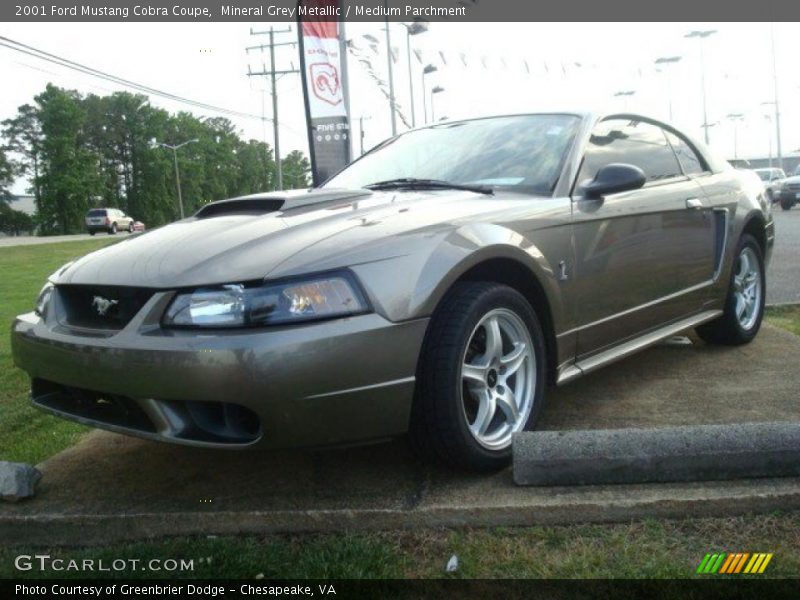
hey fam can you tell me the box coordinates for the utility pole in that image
[384,0,397,136]
[247,27,299,191]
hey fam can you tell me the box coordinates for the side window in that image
[577,119,683,186]
[665,131,706,175]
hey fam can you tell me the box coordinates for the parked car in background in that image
[753,168,786,202]
[14,112,774,471]
[85,208,135,235]
[132,221,146,233]
[776,174,800,210]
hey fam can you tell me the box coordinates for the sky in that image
[2,21,800,194]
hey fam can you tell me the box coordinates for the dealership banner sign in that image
[298,0,351,185]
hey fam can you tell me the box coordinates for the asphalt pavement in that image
[0,233,111,247]
[768,208,800,305]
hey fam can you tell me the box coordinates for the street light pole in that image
[401,21,428,128]
[431,85,444,122]
[422,64,437,124]
[384,1,397,136]
[654,56,682,122]
[685,30,717,145]
[155,139,199,219]
[726,113,744,160]
[613,90,636,111]
[763,114,774,169]
[769,23,784,172]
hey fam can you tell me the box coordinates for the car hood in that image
[781,175,800,185]
[57,187,551,289]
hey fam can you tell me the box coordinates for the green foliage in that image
[1,86,312,235]
[0,202,35,235]
[0,145,15,202]
[282,149,312,189]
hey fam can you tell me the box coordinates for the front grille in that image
[57,285,154,330]
[787,183,800,191]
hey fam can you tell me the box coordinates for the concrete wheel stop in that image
[513,422,800,486]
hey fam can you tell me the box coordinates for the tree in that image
[282,150,311,189]
[0,146,13,203]
[35,84,101,234]
[0,202,35,235]
[2,104,42,204]
[2,84,312,234]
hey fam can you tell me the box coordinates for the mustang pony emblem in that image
[92,296,119,316]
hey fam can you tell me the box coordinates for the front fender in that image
[407,223,564,322]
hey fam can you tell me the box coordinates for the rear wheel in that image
[409,282,546,472]
[696,234,765,345]
[88,231,96,236]
[780,197,794,211]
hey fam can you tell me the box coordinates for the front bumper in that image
[11,297,428,449]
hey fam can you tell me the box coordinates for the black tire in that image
[696,233,765,346]
[409,282,547,472]
[780,197,794,211]
[128,222,134,233]
[88,231,96,236]
[109,223,117,235]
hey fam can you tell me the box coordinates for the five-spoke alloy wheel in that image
[697,233,765,345]
[460,308,536,451]
[410,282,546,472]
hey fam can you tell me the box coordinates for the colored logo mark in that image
[696,552,773,574]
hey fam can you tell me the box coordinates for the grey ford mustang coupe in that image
[12,112,774,471]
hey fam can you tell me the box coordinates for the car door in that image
[570,118,716,358]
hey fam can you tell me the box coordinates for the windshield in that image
[755,170,771,182]
[323,114,582,195]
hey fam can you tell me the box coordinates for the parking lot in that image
[768,208,800,304]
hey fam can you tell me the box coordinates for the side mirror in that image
[579,163,646,199]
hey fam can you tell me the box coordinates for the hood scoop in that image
[195,189,373,219]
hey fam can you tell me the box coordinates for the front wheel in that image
[409,282,546,472]
[127,222,134,233]
[780,197,794,211]
[696,234,765,345]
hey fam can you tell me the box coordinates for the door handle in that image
[686,198,704,209]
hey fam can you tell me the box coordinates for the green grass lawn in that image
[765,305,800,337]
[2,513,799,578]
[0,239,116,464]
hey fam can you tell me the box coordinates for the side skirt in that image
[555,309,723,386]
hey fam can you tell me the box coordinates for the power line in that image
[0,35,270,123]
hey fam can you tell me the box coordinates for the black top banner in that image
[2,0,798,22]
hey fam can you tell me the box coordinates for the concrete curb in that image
[2,477,800,545]
[513,422,800,487]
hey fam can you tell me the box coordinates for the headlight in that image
[162,271,370,328]
[35,282,54,317]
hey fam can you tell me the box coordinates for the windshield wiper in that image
[364,178,493,195]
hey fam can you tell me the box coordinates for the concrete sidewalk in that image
[3,324,800,545]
